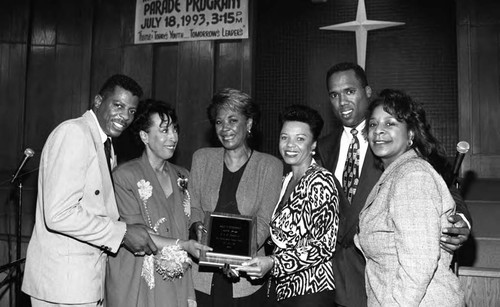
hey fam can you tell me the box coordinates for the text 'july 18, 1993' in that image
[134,0,249,44]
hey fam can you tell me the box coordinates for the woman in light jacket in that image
[355,89,464,306]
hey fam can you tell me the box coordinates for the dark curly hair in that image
[280,104,324,141]
[131,99,178,148]
[98,74,143,99]
[366,89,452,181]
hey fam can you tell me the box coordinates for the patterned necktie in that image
[343,128,360,203]
[104,138,112,173]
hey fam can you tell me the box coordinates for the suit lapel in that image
[82,111,118,218]
[318,129,342,173]
[340,146,383,238]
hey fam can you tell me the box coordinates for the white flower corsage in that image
[142,241,191,289]
[155,244,191,281]
[137,179,152,202]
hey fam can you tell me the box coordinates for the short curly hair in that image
[98,74,143,99]
[131,99,178,148]
[280,104,324,141]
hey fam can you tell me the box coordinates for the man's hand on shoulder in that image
[122,224,158,255]
[440,214,470,253]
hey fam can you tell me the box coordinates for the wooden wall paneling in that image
[120,0,139,46]
[91,48,124,94]
[31,0,56,46]
[123,45,154,98]
[457,0,500,179]
[241,0,255,96]
[91,0,124,96]
[0,0,30,43]
[473,26,500,154]
[459,267,500,307]
[0,0,29,175]
[213,37,253,96]
[25,0,57,164]
[153,44,179,103]
[176,41,215,169]
[24,46,57,167]
[214,41,243,91]
[55,0,94,115]
[241,36,253,96]
[213,0,255,94]
[456,0,473,175]
[0,44,28,173]
[0,0,29,256]
[93,0,123,50]
[115,45,155,163]
[53,45,85,120]
[54,1,93,117]
[121,0,153,97]
[57,0,84,45]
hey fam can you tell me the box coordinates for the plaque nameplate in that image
[199,212,257,268]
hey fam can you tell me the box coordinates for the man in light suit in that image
[316,62,471,307]
[22,74,158,306]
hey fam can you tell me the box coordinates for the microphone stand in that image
[0,168,37,307]
[14,178,23,307]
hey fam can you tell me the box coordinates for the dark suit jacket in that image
[317,126,471,307]
[317,127,381,307]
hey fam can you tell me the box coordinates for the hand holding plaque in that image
[199,212,257,268]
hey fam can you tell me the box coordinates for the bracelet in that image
[269,255,277,273]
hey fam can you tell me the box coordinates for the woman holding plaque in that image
[106,99,210,307]
[238,105,339,306]
[189,88,283,306]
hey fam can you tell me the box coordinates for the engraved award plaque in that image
[199,212,257,268]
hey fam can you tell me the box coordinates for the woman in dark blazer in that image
[238,105,339,306]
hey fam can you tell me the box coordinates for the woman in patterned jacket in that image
[238,104,340,306]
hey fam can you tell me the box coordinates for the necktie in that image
[104,138,112,173]
[343,129,360,203]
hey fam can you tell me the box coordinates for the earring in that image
[311,150,316,156]
[408,139,413,147]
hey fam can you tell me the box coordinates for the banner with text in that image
[135,0,249,44]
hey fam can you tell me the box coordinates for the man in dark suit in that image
[316,62,471,307]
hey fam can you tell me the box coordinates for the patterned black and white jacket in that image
[270,160,340,301]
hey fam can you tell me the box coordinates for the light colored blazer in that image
[22,111,126,304]
[189,147,283,298]
[355,150,464,306]
[270,161,339,301]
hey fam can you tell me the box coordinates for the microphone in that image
[10,148,35,183]
[450,141,470,186]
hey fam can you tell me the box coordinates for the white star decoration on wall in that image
[320,0,405,69]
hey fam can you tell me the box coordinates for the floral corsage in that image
[155,242,192,281]
[137,179,191,289]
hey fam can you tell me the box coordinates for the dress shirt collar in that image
[343,120,366,141]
